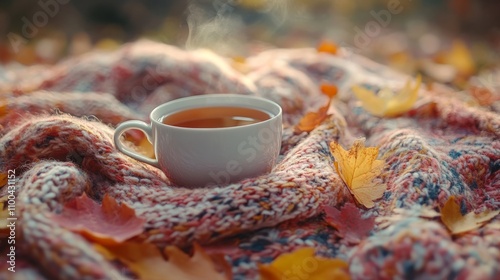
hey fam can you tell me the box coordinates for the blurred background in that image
[0,0,498,87]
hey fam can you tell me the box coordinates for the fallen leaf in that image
[351,74,422,117]
[317,41,338,55]
[231,56,249,73]
[51,193,146,245]
[258,247,350,280]
[0,173,7,188]
[469,86,500,106]
[164,244,230,280]
[124,130,155,159]
[434,40,475,77]
[0,195,10,237]
[329,139,386,208]
[388,51,417,74]
[96,242,171,280]
[320,83,338,99]
[137,134,155,159]
[323,203,375,244]
[96,242,229,280]
[440,196,500,235]
[295,83,337,133]
[207,253,234,280]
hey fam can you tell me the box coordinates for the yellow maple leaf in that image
[96,242,229,280]
[258,247,350,280]
[440,196,500,235]
[351,74,422,117]
[329,139,386,208]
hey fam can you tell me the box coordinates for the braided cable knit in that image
[0,91,143,128]
[18,161,123,279]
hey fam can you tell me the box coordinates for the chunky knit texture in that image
[0,40,499,280]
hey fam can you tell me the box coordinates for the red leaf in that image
[51,193,146,245]
[323,203,375,244]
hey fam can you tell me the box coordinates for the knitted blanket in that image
[0,40,499,280]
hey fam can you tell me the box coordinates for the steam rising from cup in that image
[185,0,291,55]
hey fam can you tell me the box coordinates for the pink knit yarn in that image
[0,40,499,280]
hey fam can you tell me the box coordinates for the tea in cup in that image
[114,94,283,187]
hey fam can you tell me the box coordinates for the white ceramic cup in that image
[114,94,282,187]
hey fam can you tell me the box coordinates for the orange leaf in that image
[294,110,328,133]
[329,139,386,208]
[0,194,10,237]
[324,203,375,244]
[258,247,350,280]
[351,74,422,117]
[95,242,171,279]
[295,83,337,133]
[164,244,230,280]
[0,173,7,188]
[51,193,146,245]
[320,83,338,99]
[207,253,234,280]
[317,40,338,55]
[96,242,230,280]
[440,196,500,235]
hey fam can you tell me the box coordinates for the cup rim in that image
[149,94,282,131]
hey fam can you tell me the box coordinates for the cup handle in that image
[113,120,159,168]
